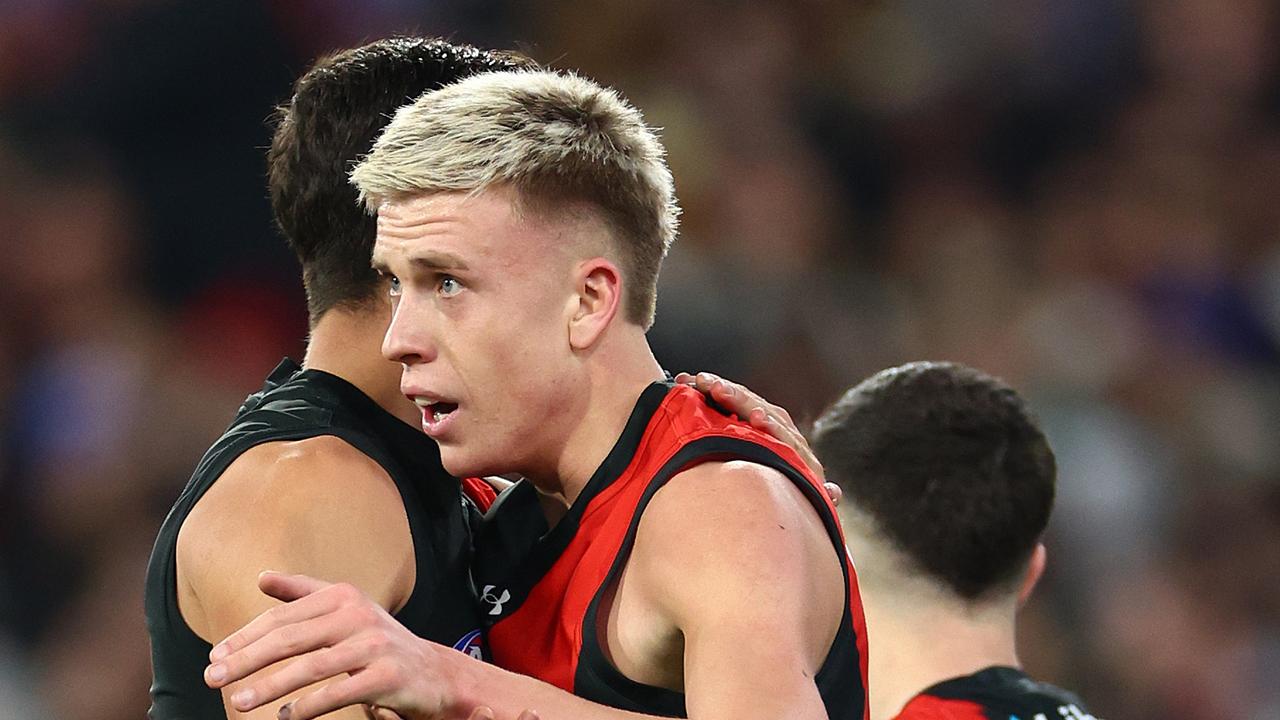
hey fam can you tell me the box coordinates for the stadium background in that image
[0,1,1277,718]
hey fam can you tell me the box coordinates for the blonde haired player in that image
[205,69,868,720]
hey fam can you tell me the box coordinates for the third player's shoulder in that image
[894,693,990,720]
[900,692,1096,720]
[913,668,1097,720]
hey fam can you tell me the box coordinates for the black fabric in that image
[469,479,548,621]
[145,359,484,719]
[574,437,864,720]
[920,666,1093,718]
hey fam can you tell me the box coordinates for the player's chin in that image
[438,444,492,479]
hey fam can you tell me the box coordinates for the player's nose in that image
[382,300,436,366]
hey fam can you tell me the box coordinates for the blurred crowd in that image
[0,1,1277,718]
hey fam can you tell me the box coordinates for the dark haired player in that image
[144,38,534,720]
[811,362,1096,720]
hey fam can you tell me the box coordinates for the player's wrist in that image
[436,640,489,719]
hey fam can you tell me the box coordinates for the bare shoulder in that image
[632,460,834,590]
[177,436,415,639]
[629,460,845,672]
[646,460,821,539]
[182,435,403,547]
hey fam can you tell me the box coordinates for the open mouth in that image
[424,401,458,425]
[412,396,459,433]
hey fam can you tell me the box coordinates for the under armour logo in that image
[481,585,511,615]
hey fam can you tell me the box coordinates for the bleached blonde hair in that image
[351,69,679,327]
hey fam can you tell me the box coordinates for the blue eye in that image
[439,276,463,297]
[388,276,402,297]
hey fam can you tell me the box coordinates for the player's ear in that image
[1016,542,1047,608]
[568,257,622,350]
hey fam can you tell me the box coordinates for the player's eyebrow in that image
[370,251,469,274]
[409,251,470,272]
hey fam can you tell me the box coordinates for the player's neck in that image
[302,307,419,428]
[527,331,665,505]
[862,583,1020,720]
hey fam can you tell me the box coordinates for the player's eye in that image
[438,276,463,298]
[388,275,402,297]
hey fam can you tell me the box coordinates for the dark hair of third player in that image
[267,37,535,325]
[812,361,1057,601]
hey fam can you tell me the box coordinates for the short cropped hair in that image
[812,362,1057,601]
[351,70,679,328]
[268,38,532,325]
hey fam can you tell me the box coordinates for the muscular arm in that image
[178,436,416,719]
[205,460,848,720]
[628,460,846,719]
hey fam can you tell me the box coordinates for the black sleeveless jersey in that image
[897,666,1095,719]
[144,359,487,720]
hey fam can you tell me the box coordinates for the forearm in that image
[460,660,829,720]
[208,575,676,720]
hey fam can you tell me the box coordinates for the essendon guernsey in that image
[896,666,1096,720]
[472,382,869,719]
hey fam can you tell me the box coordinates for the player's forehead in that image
[372,192,501,260]
[371,188,568,270]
